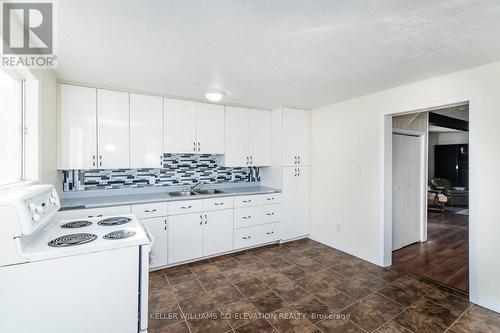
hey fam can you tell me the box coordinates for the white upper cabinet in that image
[224,106,270,167]
[97,89,130,169]
[248,109,271,166]
[164,98,197,153]
[130,94,164,168]
[59,84,97,170]
[282,108,309,166]
[224,106,249,167]
[164,99,224,154]
[196,103,225,154]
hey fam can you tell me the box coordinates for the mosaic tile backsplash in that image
[62,154,260,191]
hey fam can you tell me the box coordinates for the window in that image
[0,69,24,185]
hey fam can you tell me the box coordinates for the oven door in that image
[139,244,149,332]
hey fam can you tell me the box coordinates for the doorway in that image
[390,105,470,292]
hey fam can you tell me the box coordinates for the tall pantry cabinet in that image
[261,107,310,241]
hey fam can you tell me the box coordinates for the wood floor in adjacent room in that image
[392,209,469,292]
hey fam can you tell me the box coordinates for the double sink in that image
[169,189,226,197]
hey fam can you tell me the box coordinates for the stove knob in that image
[36,206,43,213]
[29,203,37,211]
[32,214,40,222]
[49,197,56,204]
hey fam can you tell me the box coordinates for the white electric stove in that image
[0,184,150,333]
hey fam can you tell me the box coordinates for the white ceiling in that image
[55,0,500,110]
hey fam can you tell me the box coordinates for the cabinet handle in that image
[250,156,253,165]
[164,219,167,230]
[92,155,96,167]
[214,202,224,206]
[198,142,201,152]
[266,231,274,235]
[200,215,203,225]
[97,214,103,217]
[193,142,196,152]
[181,205,192,209]
[266,197,274,201]
[99,155,102,167]
[266,212,274,216]
[294,168,298,177]
[243,236,251,240]
[204,214,207,224]
[160,155,163,166]
[144,209,157,213]
[242,215,252,220]
[243,200,252,203]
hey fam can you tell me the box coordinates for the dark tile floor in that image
[148,238,500,333]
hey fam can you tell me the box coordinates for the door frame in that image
[391,130,427,249]
[380,100,477,303]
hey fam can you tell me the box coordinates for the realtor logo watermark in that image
[1,0,57,68]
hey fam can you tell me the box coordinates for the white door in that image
[130,94,164,168]
[59,84,97,169]
[140,217,167,269]
[203,209,233,256]
[168,213,203,264]
[295,167,310,237]
[296,110,310,166]
[392,134,423,251]
[282,108,298,167]
[224,106,249,167]
[196,103,225,154]
[248,109,270,166]
[282,167,298,240]
[164,98,197,153]
[97,89,130,169]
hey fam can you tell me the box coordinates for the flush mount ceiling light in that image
[204,89,225,103]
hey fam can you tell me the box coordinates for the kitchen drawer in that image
[57,205,131,220]
[261,204,281,224]
[234,222,281,249]
[234,195,259,208]
[168,199,203,215]
[132,202,168,218]
[203,196,234,211]
[259,193,281,205]
[234,206,259,228]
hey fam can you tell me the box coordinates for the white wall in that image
[310,61,500,311]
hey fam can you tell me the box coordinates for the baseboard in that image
[308,234,380,266]
[477,297,500,314]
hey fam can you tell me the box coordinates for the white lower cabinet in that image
[168,213,204,264]
[203,210,234,256]
[282,167,309,240]
[234,222,281,249]
[141,217,168,269]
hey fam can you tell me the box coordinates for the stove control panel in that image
[25,189,60,225]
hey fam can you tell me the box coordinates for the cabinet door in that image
[130,94,164,168]
[296,110,310,166]
[282,167,298,240]
[164,98,197,153]
[140,217,168,269]
[282,108,298,167]
[203,209,233,256]
[168,213,203,264]
[224,106,249,167]
[248,109,270,166]
[97,89,130,169]
[295,167,310,237]
[196,103,225,154]
[59,84,97,169]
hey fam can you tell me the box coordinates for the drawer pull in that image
[242,216,252,220]
[266,212,274,216]
[267,197,274,201]
[243,200,252,203]
[181,205,192,209]
[144,209,157,213]
[266,231,275,235]
[243,236,251,240]
[214,202,224,206]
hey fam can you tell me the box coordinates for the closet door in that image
[392,134,422,250]
[164,98,197,153]
[130,94,164,168]
[97,89,130,169]
[59,84,97,169]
